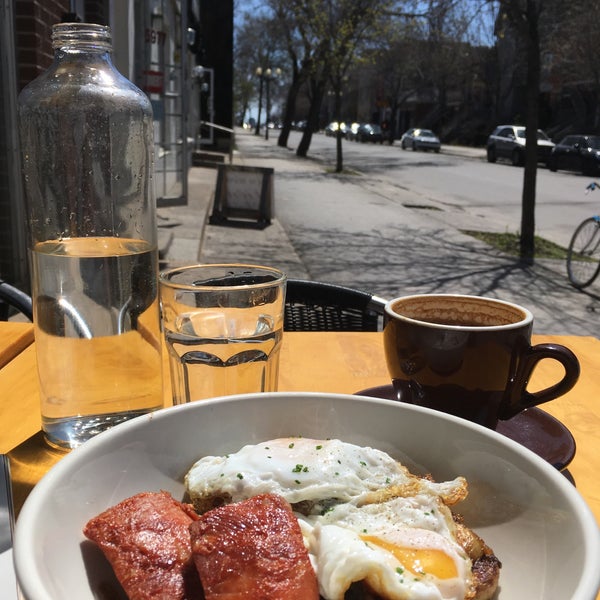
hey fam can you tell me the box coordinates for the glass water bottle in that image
[18,23,163,448]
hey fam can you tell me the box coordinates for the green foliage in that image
[461,230,568,259]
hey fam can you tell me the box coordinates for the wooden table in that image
[0,322,34,369]
[1,323,600,531]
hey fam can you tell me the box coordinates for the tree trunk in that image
[335,130,344,172]
[387,99,399,144]
[519,0,541,266]
[334,90,344,173]
[254,77,264,136]
[278,72,302,148]
[297,78,326,158]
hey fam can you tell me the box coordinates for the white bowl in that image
[14,393,600,600]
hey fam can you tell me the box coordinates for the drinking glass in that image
[160,264,287,404]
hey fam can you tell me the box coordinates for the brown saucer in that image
[355,385,576,470]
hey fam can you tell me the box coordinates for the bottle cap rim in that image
[51,23,112,50]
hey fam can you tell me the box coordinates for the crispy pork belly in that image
[83,491,204,600]
[189,493,319,600]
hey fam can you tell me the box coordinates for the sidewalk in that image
[157,132,487,275]
[157,129,600,336]
[157,133,312,278]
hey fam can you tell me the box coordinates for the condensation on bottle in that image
[18,23,163,449]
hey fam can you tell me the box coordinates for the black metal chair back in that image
[0,280,33,321]
[284,279,386,332]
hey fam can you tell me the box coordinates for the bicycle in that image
[566,182,600,288]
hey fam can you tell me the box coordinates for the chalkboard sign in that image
[210,165,274,226]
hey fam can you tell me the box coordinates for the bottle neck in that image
[52,23,112,53]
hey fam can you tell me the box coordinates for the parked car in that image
[400,128,441,152]
[356,123,383,143]
[345,122,361,141]
[324,121,349,137]
[324,121,337,136]
[486,125,555,166]
[549,134,600,175]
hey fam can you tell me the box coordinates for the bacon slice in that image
[190,493,319,599]
[83,491,204,600]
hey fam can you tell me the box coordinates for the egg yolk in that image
[361,535,458,579]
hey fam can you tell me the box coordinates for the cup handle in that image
[499,343,580,420]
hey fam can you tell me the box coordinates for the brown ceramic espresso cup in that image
[383,294,580,428]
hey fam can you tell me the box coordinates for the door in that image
[134,0,190,207]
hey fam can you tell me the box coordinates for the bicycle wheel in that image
[566,217,600,288]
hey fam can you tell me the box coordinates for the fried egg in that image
[299,497,472,600]
[185,437,466,515]
[185,437,473,599]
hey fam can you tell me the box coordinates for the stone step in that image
[192,150,227,168]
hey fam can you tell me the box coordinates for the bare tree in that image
[370,31,427,139]
[370,1,494,141]
[326,0,389,172]
[546,1,600,130]
[494,0,568,264]
[487,1,537,264]
[259,1,298,146]
[264,0,395,167]
[234,17,265,126]
[234,9,289,135]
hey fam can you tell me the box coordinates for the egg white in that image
[186,437,419,512]
[299,498,471,600]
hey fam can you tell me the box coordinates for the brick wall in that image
[14,0,69,90]
[2,0,68,289]
[1,0,111,291]
[14,0,111,90]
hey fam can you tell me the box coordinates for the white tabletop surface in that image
[0,549,18,600]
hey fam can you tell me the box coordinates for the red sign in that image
[143,70,164,94]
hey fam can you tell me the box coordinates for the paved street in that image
[291,131,599,250]
[160,128,600,336]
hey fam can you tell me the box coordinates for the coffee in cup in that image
[383,294,580,428]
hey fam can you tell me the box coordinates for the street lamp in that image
[264,68,281,141]
[326,89,335,124]
[255,67,281,139]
